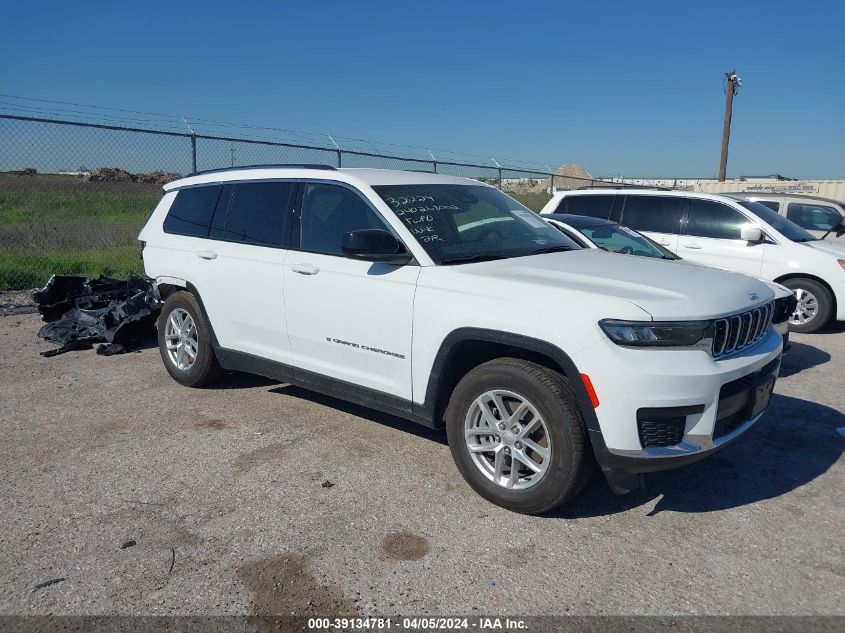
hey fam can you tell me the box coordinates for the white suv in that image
[140,166,787,514]
[541,189,845,333]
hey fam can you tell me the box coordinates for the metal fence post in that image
[427,149,437,173]
[328,135,342,167]
[190,134,197,173]
[491,158,502,190]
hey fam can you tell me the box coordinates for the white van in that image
[727,193,845,243]
[541,189,845,333]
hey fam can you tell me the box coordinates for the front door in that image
[283,182,419,399]
[677,198,765,276]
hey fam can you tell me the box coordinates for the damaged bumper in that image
[33,274,161,357]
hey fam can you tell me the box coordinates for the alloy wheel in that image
[790,288,818,326]
[164,308,198,371]
[463,390,551,490]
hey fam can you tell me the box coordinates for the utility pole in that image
[718,69,741,182]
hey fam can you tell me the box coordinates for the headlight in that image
[599,319,714,349]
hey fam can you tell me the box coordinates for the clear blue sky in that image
[2,0,843,178]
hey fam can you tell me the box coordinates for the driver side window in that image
[299,183,389,256]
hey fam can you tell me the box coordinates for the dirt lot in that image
[0,312,843,617]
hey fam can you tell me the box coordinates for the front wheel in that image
[781,278,833,333]
[445,358,594,515]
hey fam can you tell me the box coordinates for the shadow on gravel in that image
[553,393,845,519]
[818,321,845,334]
[214,371,280,390]
[267,384,448,445]
[779,341,830,377]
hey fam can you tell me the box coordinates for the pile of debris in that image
[8,167,38,176]
[33,274,161,357]
[85,168,181,185]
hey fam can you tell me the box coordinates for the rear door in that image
[678,198,765,276]
[189,180,297,364]
[283,181,419,399]
[617,194,684,253]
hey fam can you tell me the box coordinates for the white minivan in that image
[541,189,845,333]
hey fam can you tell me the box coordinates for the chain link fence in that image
[0,113,625,290]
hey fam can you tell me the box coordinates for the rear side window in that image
[756,200,780,212]
[786,202,843,231]
[224,182,295,247]
[557,195,616,219]
[163,185,222,237]
[686,199,748,239]
[619,195,683,234]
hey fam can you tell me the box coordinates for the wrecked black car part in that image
[33,274,161,357]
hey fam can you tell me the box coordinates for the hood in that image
[454,249,775,320]
[804,240,845,258]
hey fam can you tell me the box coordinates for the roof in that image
[553,188,748,204]
[542,213,617,228]
[162,165,484,192]
[722,191,845,206]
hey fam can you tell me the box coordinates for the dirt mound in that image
[85,168,181,185]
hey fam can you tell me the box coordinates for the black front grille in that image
[714,412,745,438]
[637,417,686,448]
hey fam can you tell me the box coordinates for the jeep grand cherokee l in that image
[139,166,785,514]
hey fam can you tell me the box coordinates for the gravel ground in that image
[0,313,843,617]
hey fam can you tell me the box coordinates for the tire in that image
[781,278,833,334]
[157,291,222,387]
[445,358,594,515]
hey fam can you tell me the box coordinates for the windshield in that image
[372,184,578,264]
[577,223,678,259]
[737,200,817,242]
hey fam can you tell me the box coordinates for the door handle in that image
[681,244,702,250]
[290,263,320,275]
[196,250,218,260]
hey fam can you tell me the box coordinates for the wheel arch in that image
[157,279,221,348]
[418,328,600,434]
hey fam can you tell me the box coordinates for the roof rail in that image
[574,184,672,191]
[188,163,337,177]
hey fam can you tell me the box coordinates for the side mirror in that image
[341,229,413,264]
[740,225,764,242]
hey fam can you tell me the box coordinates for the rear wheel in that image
[781,278,833,333]
[445,358,594,515]
[157,292,222,387]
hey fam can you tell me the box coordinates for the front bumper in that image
[572,328,783,492]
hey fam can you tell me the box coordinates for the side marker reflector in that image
[580,373,599,408]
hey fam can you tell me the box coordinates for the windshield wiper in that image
[821,215,845,240]
[521,245,574,257]
[439,254,510,265]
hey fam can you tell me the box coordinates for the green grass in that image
[0,174,155,289]
[509,191,553,212]
[0,245,143,290]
